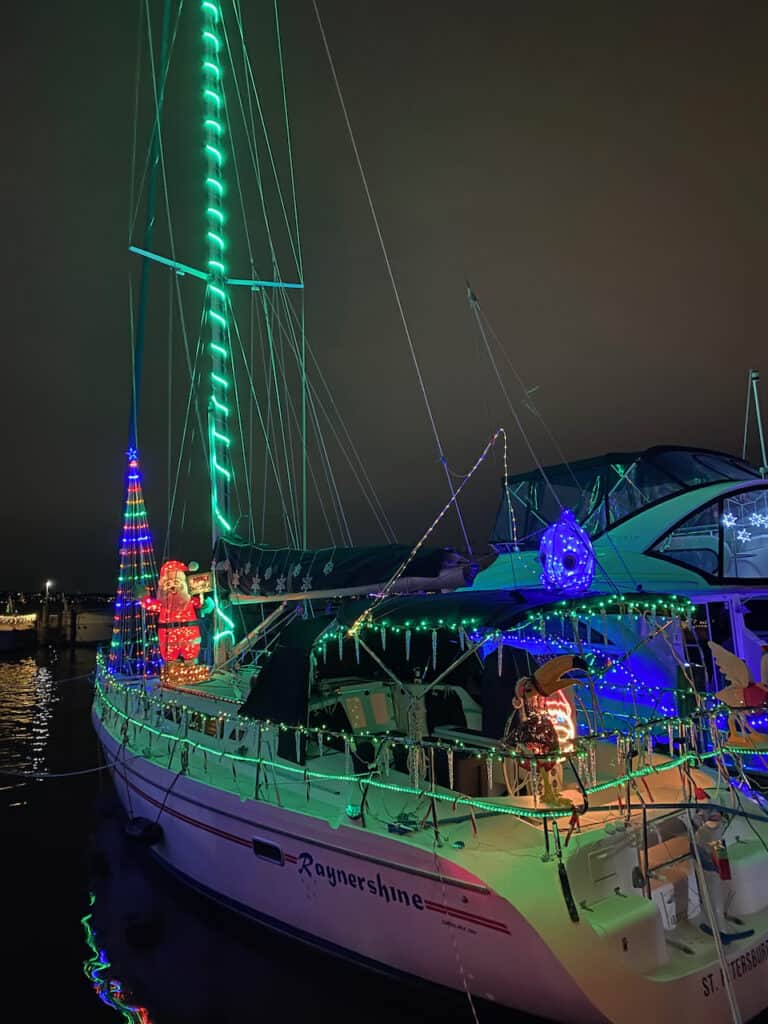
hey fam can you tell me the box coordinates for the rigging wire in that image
[311,0,473,555]
[279,298,397,542]
[165,268,174,560]
[467,285,561,511]
[128,0,145,243]
[215,4,302,541]
[229,1,303,276]
[265,285,400,544]
[273,0,307,545]
[229,310,301,546]
[469,287,635,595]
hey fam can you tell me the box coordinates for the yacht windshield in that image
[492,447,760,551]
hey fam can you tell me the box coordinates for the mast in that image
[742,368,768,476]
[201,1,236,658]
[110,0,172,678]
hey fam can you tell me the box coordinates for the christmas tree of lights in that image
[108,447,161,676]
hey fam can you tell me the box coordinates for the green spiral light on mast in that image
[201,1,232,537]
[201,0,235,651]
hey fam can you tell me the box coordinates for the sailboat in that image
[92,4,768,1023]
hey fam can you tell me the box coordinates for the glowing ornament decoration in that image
[538,508,595,594]
[722,512,737,527]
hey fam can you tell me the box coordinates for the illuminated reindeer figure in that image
[708,641,768,749]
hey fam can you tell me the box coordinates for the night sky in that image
[4,2,768,594]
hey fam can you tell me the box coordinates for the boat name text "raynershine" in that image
[297,852,425,910]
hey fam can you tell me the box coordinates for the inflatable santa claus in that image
[143,560,202,662]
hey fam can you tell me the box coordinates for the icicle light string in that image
[98,679,741,821]
[95,668,758,802]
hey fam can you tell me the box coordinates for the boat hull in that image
[94,714,768,1024]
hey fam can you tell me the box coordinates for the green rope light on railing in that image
[96,667,723,771]
[96,676,741,822]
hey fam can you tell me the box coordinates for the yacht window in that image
[722,490,768,579]
[650,503,719,575]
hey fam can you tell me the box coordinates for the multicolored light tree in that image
[108,448,161,676]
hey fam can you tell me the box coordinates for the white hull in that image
[95,713,768,1024]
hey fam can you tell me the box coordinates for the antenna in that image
[741,369,768,476]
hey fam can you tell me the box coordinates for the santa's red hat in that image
[159,560,188,578]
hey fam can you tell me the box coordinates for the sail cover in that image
[237,614,334,763]
[214,539,475,597]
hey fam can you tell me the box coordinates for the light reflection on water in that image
[0,648,520,1024]
[0,654,56,803]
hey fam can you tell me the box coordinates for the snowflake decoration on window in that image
[275,575,287,593]
[749,513,768,528]
[300,574,313,592]
[251,573,261,594]
[736,529,752,543]
[722,513,737,528]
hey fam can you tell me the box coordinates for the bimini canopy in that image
[214,539,477,598]
[238,614,334,763]
[492,446,759,551]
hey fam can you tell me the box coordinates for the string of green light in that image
[202,2,235,655]
[95,676,724,821]
[202,2,233,540]
[96,663,715,756]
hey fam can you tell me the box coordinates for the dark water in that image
[1,648,514,1024]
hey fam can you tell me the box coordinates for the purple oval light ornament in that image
[539,508,595,594]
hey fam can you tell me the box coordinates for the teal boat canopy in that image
[492,446,759,551]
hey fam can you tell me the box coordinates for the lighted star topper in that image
[539,507,596,595]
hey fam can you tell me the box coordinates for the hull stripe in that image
[110,756,510,935]
[423,899,510,934]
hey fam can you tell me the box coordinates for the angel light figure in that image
[708,641,768,749]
